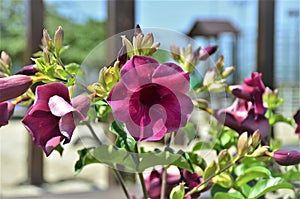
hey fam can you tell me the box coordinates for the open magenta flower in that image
[215,99,270,141]
[145,168,181,199]
[293,109,300,137]
[272,149,300,166]
[0,101,15,127]
[0,75,33,103]
[107,55,193,141]
[22,82,89,156]
[230,72,265,115]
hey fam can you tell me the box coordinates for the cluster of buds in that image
[0,51,12,77]
[88,62,120,99]
[200,55,235,92]
[263,87,284,110]
[170,44,218,72]
[121,25,160,58]
[41,26,65,67]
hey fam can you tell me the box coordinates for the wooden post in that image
[24,0,44,186]
[107,0,135,63]
[257,0,275,89]
[107,0,135,185]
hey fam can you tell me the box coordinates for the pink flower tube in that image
[0,75,33,103]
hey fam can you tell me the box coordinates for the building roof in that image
[187,20,240,37]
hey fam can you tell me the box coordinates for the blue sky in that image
[44,0,299,83]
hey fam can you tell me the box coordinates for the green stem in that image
[135,144,148,199]
[184,156,244,197]
[113,168,132,199]
[83,121,102,145]
[84,121,131,199]
[160,166,167,199]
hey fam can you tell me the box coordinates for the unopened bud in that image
[222,66,235,77]
[272,149,300,166]
[215,55,224,71]
[117,45,127,67]
[251,130,261,148]
[141,33,154,48]
[251,146,269,157]
[193,98,209,110]
[121,35,134,57]
[170,182,185,199]
[1,51,12,67]
[237,132,249,156]
[54,26,64,50]
[134,24,142,37]
[199,45,218,60]
[42,29,53,49]
[43,47,50,64]
[0,75,33,103]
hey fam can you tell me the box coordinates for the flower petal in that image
[59,112,75,142]
[29,82,70,114]
[45,136,62,156]
[22,110,61,154]
[49,95,76,117]
[121,56,159,91]
[152,62,190,93]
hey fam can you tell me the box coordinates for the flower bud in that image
[43,47,50,64]
[0,101,15,127]
[141,33,154,48]
[170,182,185,199]
[121,35,134,57]
[272,149,300,166]
[15,65,39,76]
[237,132,249,156]
[222,66,235,78]
[199,45,218,60]
[1,51,12,67]
[54,26,64,51]
[293,109,300,137]
[134,24,142,37]
[117,45,128,67]
[251,146,269,157]
[0,75,33,103]
[251,130,261,148]
[42,29,53,49]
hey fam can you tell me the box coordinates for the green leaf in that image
[214,191,245,199]
[270,139,282,151]
[75,145,195,173]
[210,184,230,197]
[54,143,64,156]
[192,141,213,151]
[268,113,294,126]
[247,177,294,199]
[279,170,300,181]
[218,150,231,170]
[234,157,266,176]
[213,172,233,188]
[65,62,81,75]
[109,120,136,152]
[236,166,271,187]
[74,148,101,174]
[204,161,217,181]
[170,183,185,199]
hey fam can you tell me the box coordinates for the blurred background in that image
[0,0,299,198]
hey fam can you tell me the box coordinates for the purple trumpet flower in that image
[107,55,193,141]
[22,82,90,156]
